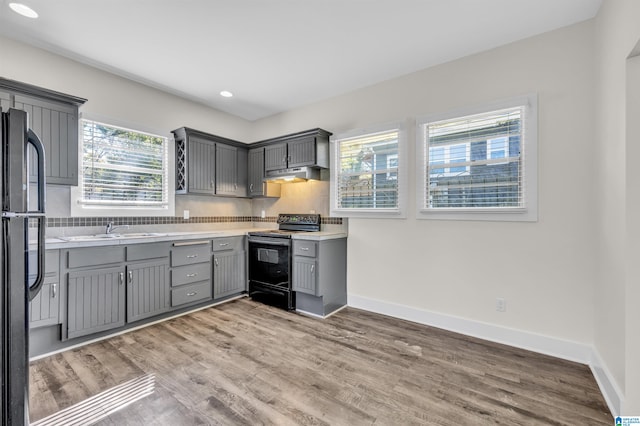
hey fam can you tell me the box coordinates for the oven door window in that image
[248,241,290,288]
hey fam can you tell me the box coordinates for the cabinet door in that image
[213,250,246,298]
[188,136,215,194]
[0,90,11,111]
[287,137,316,168]
[29,281,60,329]
[66,266,125,340]
[292,256,318,296]
[248,148,264,197]
[216,143,238,196]
[15,94,78,185]
[264,143,287,171]
[126,260,170,323]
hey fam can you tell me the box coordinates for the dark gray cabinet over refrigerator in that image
[0,78,86,186]
[173,127,247,197]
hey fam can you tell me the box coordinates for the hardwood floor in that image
[29,298,612,425]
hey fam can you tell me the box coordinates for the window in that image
[417,94,537,221]
[74,119,171,215]
[331,123,406,217]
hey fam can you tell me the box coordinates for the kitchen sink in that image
[60,232,169,242]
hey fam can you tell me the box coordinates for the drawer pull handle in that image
[173,241,209,247]
[311,265,315,273]
[186,254,198,259]
[128,270,133,283]
[218,243,229,247]
[214,258,219,267]
[300,247,309,251]
[187,292,198,297]
[119,272,124,285]
[52,283,57,298]
[186,273,198,278]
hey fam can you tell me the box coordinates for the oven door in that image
[248,237,291,289]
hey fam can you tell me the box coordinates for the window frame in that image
[70,114,175,217]
[330,121,407,218]
[416,94,538,222]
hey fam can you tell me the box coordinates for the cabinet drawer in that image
[171,281,211,307]
[171,263,211,287]
[171,242,210,267]
[67,246,125,268]
[293,240,317,257]
[28,250,59,279]
[212,236,243,252]
[127,243,169,261]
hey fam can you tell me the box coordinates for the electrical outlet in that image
[261,210,266,218]
[183,210,189,220]
[496,298,506,312]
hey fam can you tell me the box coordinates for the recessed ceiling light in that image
[220,90,233,98]
[9,2,38,18]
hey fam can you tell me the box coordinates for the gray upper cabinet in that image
[173,127,247,197]
[188,136,216,194]
[259,129,331,171]
[0,78,86,186]
[0,90,11,111]
[248,147,281,198]
[264,143,288,171]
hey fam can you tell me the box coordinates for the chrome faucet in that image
[106,221,130,234]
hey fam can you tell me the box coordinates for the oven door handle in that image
[248,237,291,246]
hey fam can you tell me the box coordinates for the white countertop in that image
[38,228,347,250]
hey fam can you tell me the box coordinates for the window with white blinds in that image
[80,119,169,207]
[418,95,537,221]
[330,124,405,217]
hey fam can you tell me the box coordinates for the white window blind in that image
[421,106,525,210]
[332,128,401,213]
[80,120,168,207]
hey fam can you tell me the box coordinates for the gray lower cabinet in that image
[63,246,126,340]
[29,250,61,329]
[126,242,171,323]
[213,236,246,299]
[292,238,347,317]
[66,265,125,340]
[170,241,213,307]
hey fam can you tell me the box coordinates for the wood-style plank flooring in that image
[29,298,612,425]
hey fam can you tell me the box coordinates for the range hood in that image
[264,167,321,183]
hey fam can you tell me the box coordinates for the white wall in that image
[594,0,640,414]
[251,22,598,348]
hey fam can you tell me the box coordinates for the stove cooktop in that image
[250,213,321,238]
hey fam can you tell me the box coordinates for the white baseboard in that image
[347,293,622,416]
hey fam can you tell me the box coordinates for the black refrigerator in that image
[1,108,46,425]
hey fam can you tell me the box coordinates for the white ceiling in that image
[0,0,602,121]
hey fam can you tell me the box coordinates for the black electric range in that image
[247,214,321,309]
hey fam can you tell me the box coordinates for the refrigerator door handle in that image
[26,129,46,301]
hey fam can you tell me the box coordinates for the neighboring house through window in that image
[417,94,538,221]
[331,123,406,217]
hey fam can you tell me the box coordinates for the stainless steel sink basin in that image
[60,232,169,242]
